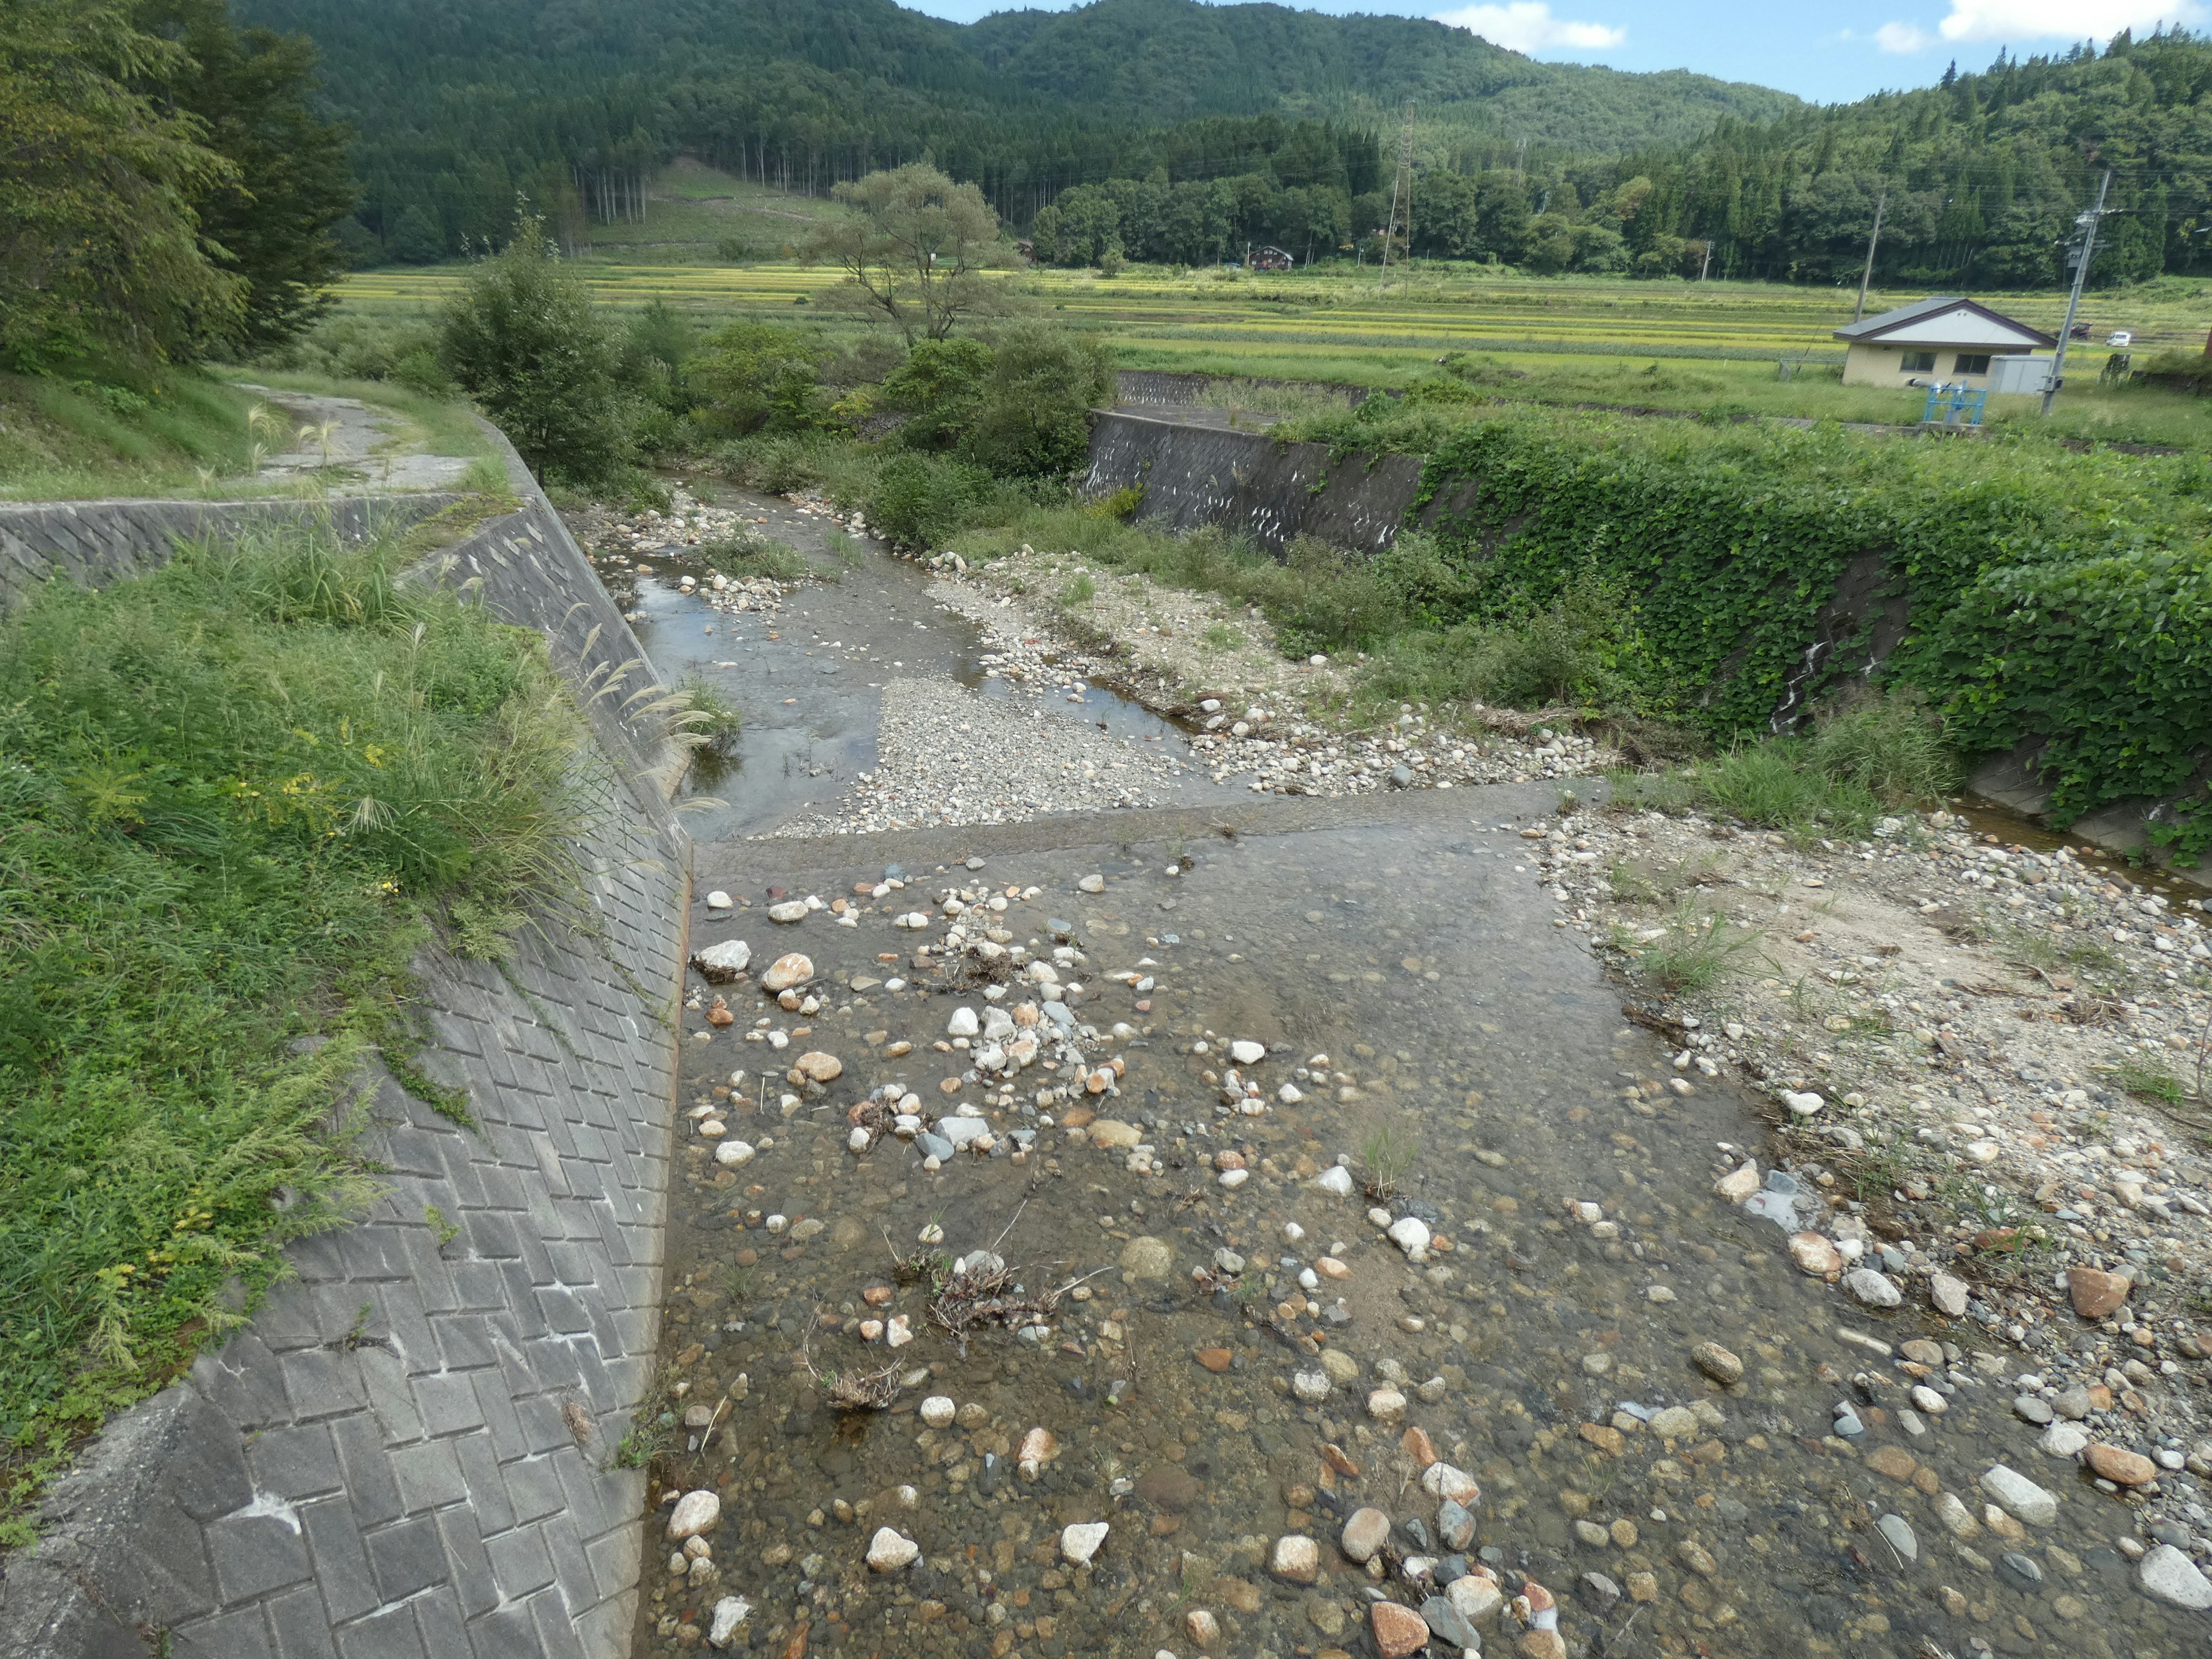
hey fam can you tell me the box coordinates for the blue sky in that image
[905,0,2201,104]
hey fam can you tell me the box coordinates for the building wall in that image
[0,437,690,1659]
[1842,342,2025,388]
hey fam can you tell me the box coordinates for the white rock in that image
[866,1528,919,1571]
[1218,1168,1248,1189]
[1060,1522,1109,1566]
[667,1490,720,1540]
[1387,1216,1431,1257]
[895,911,930,929]
[1979,1465,2058,1527]
[707,1596,751,1647]
[2138,1544,2212,1609]
[2037,1423,2089,1458]
[1277,1082,1304,1103]
[1421,1463,1479,1503]
[715,1139,755,1168]
[846,1127,870,1153]
[1078,874,1105,893]
[1782,1090,1825,1118]
[1366,1387,1407,1423]
[1444,1573,1503,1622]
[1909,1385,1946,1415]
[921,1395,956,1428]
[1843,1268,1901,1308]
[694,939,751,980]
[1230,1039,1266,1064]
[705,890,733,910]
[1713,1160,1761,1202]
[1315,1165,1355,1196]
[1929,1272,1969,1316]
[948,1006,980,1037]
[885,1314,913,1348]
[768,900,808,923]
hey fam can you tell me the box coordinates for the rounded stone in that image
[1691,1342,1743,1385]
[793,1051,842,1082]
[1789,1232,1842,1275]
[1843,1267,1902,1308]
[667,1489,720,1540]
[919,1396,956,1429]
[1270,1535,1320,1583]
[2084,1442,2158,1487]
[866,1528,918,1571]
[760,952,814,993]
[2066,1266,2130,1319]
[1340,1506,1391,1563]
[1370,1600,1430,1659]
[1060,1522,1109,1566]
[1118,1236,1172,1280]
[2138,1543,2212,1609]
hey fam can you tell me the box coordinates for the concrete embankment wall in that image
[1085,408,1423,554]
[0,435,688,1658]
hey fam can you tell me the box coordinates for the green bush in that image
[866,452,1002,548]
[691,320,824,437]
[881,336,991,450]
[0,520,580,1537]
[438,214,634,487]
[958,324,1112,478]
[1804,690,1958,806]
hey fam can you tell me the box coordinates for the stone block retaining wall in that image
[0,435,689,1658]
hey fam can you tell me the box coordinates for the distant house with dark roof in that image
[1833,296,2056,389]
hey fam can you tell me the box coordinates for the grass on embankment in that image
[0,370,263,501]
[0,521,583,1541]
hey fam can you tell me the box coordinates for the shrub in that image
[437,213,634,487]
[866,452,1001,548]
[959,324,1112,478]
[691,320,824,437]
[881,336,991,450]
[1805,690,1958,806]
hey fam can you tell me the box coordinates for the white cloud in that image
[1432,2,1626,55]
[1933,0,2202,43]
[1873,20,1936,51]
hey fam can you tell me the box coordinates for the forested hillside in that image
[234,0,1793,260]
[1029,28,2212,286]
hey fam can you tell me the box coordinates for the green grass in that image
[0,370,262,501]
[0,520,582,1540]
[1615,900,1763,994]
[692,529,808,583]
[214,367,498,469]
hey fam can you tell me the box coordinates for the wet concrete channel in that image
[600,518,2200,1659]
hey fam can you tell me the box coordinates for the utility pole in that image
[1379,100,1415,296]
[1853,188,1888,322]
[2044,168,2113,416]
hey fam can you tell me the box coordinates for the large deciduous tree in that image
[806,163,1002,342]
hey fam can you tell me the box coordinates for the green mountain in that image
[963,0,1798,149]
[234,0,1800,255]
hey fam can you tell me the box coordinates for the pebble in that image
[667,1490,719,1540]
[704,890,733,910]
[692,939,751,980]
[1929,1271,1970,1316]
[1367,1387,1407,1423]
[2038,1423,2089,1458]
[1369,1600,1430,1658]
[1421,1594,1483,1649]
[1118,1236,1172,1279]
[1078,874,1105,893]
[1713,1159,1761,1201]
[1445,1571,1502,1622]
[1420,1462,1479,1503]
[1229,1039,1266,1064]
[1781,1089,1824,1117]
[1934,1493,1979,1539]
[1691,1342,1743,1385]
[706,1595,750,1647]
[1271,1535,1320,1583]
[1877,1514,1918,1562]
[1340,1507,1391,1562]
[1060,1521,1109,1566]
[767,900,808,923]
[759,952,813,992]
[2084,1443,2158,1486]
[1789,1232,1842,1275]
[866,1528,918,1571]
[1438,1498,1474,1551]
[1386,1215,1430,1256]
[713,1139,755,1167]
[1843,1267,1901,1308]
[2138,1543,2212,1609]
[1315,1164,1355,1196]
[1997,1551,2044,1591]
[2013,1393,2054,1425]
[919,1396,955,1429]
[1978,1464,2058,1527]
[2066,1266,2131,1319]
[1184,1608,1219,1647]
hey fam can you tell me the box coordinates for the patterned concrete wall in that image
[1084,408,1426,554]
[0,449,687,1659]
[0,494,459,613]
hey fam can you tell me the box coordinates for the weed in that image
[1632,902,1762,994]
[613,1404,675,1469]
[695,530,808,584]
[677,675,744,756]
[0,519,581,1535]
[1361,1124,1416,1201]
[1059,572,1097,606]
[425,1206,461,1250]
[1201,621,1244,651]
[1804,690,1959,806]
[2117,1062,2189,1108]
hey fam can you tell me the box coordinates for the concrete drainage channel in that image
[0,435,692,1659]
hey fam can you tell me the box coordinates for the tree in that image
[138,0,358,353]
[805,163,1001,342]
[690,320,822,435]
[385,204,445,263]
[880,336,991,450]
[959,324,1111,478]
[437,210,631,486]
[0,0,243,368]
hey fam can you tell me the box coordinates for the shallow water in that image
[636,803,2196,1659]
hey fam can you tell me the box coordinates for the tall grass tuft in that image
[0,521,582,1539]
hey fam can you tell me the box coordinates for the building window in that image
[1899,351,1937,373]
[1954,353,1992,376]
